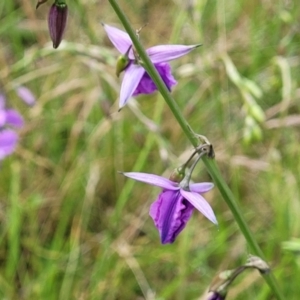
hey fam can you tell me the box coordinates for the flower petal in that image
[147,44,201,64]
[16,86,36,106]
[119,64,145,108]
[180,189,217,224]
[0,110,6,127]
[133,63,177,96]
[102,23,135,59]
[122,172,179,190]
[149,190,194,244]
[0,129,18,159]
[5,109,24,128]
[189,182,214,193]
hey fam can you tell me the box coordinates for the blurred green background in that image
[0,0,300,299]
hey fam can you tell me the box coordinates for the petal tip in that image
[212,217,218,225]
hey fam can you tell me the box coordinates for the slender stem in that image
[107,1,285,299]
[180,145,210,190]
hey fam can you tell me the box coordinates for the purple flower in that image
[16,86,36,106]
[48,2,68,49]
[0,130,19,160]
[0,90,31,160]
[103,24,200,109]
[123,172,217,244]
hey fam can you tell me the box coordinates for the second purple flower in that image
[122,171,217,244]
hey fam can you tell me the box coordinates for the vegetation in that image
[0,0,299,299]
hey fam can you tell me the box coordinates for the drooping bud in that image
[169,166,185,183]
[244,255,270,274]
[48,2,68,49]
[115,46,132,77]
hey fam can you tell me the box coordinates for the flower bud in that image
[169,166,185,182]
[244,255,270,274]
[115,46,132,77]
[48,2,68,49]
[116,55,130,77]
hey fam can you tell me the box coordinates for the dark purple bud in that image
[207,291,226,300]
[48,3,68,49]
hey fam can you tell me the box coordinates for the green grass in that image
[0,0,300,299]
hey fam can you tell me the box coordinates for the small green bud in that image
[169,166,185,183]
[116,55,130,77]
[115,46,132,77]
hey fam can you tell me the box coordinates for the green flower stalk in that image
[207,256,270,299]
[107,0,285,299]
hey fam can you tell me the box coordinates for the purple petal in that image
[16,86,36,106]
[5,109,24,128]
[147,44,200,64]
[119,64,145,108]
[122,172,179,190]
[0,110,6,127]
[0,94,6,109]
[149,190,194,244]
[102,24,135,59]
[133,63,177,96]
[180,189,217,224]
[189,182,214,193]
[0,129,18,159]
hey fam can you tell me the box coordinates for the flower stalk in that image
[107,0,285,299]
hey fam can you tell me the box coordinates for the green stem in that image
[107,1,285,299]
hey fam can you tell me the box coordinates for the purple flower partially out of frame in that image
[103,24,201,109]
[123,172,217,244]
[0,88,35,160]
[0,100,23,160]
[0,130,19,160]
